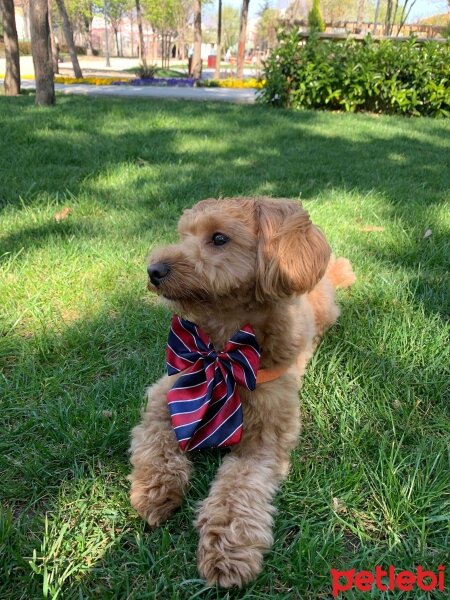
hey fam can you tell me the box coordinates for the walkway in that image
[20,80,257,104]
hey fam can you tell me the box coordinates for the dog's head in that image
[147,197,331,310]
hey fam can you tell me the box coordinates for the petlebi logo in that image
[331,565,446,597]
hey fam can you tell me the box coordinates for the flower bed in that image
[111,77,196,87]
[52,75,262,89]
[198,78,264,89]
[55,76,130,85]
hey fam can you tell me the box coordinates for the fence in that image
[279,19,447,40]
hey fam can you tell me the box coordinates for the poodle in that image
[129,197,355,587]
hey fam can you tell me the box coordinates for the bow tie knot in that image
[166,315,261,451]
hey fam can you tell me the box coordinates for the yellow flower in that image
[54,76,129,86]
[216,78,264,89]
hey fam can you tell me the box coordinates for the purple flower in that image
[112,78,196,88]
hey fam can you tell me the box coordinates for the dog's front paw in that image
[195,508,271,587]
[198,536,264,588]
[129,429,192,528]
[129,477,181,528]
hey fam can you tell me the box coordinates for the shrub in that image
[0,40,32,57]
[58,44,87,56]
[136,63,158,79]
[18,41,32,55]
[258,32,450,117]
[308,0,325,33]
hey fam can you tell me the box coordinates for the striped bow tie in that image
[166,315,261,451]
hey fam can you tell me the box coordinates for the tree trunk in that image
[113,27,120,56]
[84,13,94,55]
[55,0,82,78]
[0,0,21,95]
[135,0,147,67]
[192,0,202,79]
[30,0,55,105]
[390,0,399,35]
[214,0,222,79]
[373,0,382,34]
[384,0,392,35]
[130,10,134,56]
[398,0,417,36]
[23,2,31,39]
[356,0,365,29]
[178,34,185,60]
[48,0,59,74]
[237,0,249,79]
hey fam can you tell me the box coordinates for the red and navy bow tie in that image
[166,315,261,451]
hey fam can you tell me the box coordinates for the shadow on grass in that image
[1,95,448,320]
[1,96,448,211]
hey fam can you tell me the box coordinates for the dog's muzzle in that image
[147,262,170,287]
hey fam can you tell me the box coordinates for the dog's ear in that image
[255,199,331,301]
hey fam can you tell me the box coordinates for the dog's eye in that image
[211,232,229,246]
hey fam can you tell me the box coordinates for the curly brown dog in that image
[129,197,355,587]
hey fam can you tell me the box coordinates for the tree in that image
[0,0,21,95]
[236,0,249,78]
[214,0,222,78]
[320,0,357,22]
[108,0,132,56]
[173,0,193,60]
[373,0,382,33]
[397,0,417,35]
[384,0,417,36]
[221,4,240,51]
[30,0,55,105]
[356,0,365,28]
[192,0,202,78]
[48,0,59,74]
[255,3,279,52]
[144,0,184,66]
[55,0,83,77]
[66,0,96,55]
[308,0,325,32]
[135,0,147,67]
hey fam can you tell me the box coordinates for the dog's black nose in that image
[147,262,170,287]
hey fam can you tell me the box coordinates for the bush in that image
[136,63,158,79]
[258,32,450,117]
[18,41,32,55]
[308,0,325,33]
[58,43,87,56]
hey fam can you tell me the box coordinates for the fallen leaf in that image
[359,225,385,232]
[102,409,113,419]
[423,228,432,239]
[332,497,346,514]
[54,207,72,222]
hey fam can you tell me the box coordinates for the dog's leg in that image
[129,376,192,527]
[195,375,300,588]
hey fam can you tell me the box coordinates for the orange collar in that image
[256,365,289,384]
[173,365,289,385]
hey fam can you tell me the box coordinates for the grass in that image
[0,93,449,600]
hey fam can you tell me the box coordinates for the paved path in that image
[20,80,257,104]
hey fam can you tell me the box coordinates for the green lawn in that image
[0,95,449,600]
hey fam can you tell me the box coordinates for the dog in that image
[129,197,355,588]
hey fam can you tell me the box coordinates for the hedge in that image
[258,32,450,117]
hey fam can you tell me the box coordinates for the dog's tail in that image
[326,255,356,289]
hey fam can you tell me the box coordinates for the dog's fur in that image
[129,197,355,587]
